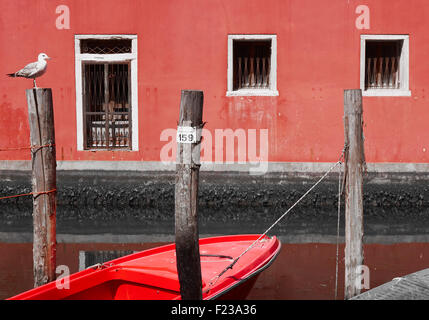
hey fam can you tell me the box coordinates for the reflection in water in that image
[1,240,429,300]
[2,191,429,300]
[2,169,429,299]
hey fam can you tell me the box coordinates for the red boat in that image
[8,234,281,300]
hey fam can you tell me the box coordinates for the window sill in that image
[226,89,279,97]
[80,148,135,152]
[362,89,411,97]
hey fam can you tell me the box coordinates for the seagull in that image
[7,53,51,88]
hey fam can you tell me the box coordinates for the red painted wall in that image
[1,0,429,164]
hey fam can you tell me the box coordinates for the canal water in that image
[2,171,429,299]
[1,235,429,300]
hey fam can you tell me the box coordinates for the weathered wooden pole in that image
[175,90,204,300]
[26,88,57,287]
[343,89,365,299]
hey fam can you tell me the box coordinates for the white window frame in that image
[227,34,278,97]
[74,34,139,151]
[360,34,411,97]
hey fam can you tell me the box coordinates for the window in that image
[75,35,138,150]
[227,35,278,96]
[82,63,130,149]
[360,35,410,96]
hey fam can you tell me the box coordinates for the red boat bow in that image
[8,234,281,300]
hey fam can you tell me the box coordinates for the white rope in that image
[334,145,347,299]
[335,161,343,300]
[207,157,344,290]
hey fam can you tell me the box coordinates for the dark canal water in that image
[2,235,429,300]
[2,171,429,299]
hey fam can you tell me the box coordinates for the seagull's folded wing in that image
[15,62,39,77]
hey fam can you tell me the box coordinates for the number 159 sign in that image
[176,126,197,144]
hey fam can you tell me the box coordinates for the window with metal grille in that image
[227,35,278,96]
[365,40,401,90]
[233,40,271,90]
[360,35,410,96]
[80,39,132,55]
[75,36,137,151]
[82,63,131,149]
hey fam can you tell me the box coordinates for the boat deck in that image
[351,268,429,300]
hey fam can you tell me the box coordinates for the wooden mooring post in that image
[175,90,204,300]
[26,88,57,287]
[343,89,365,299]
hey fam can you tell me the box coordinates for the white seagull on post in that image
[7,53,51,88]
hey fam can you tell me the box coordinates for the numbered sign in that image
[176,126,197,143]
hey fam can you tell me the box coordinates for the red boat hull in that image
[8,234,281,300]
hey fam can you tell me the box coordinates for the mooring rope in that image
[334,161,345,299]
[0,189,57,201]
[0,143,57,201]
[0,144,55,152]
[334,145,347,299]
[206,147,348,292]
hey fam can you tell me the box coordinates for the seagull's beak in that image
[46,56,52,60]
